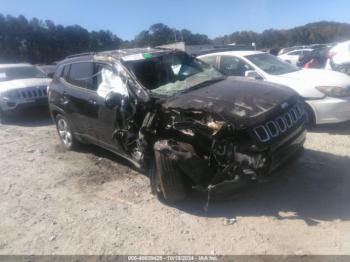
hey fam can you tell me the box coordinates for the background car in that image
[326,40,350,75]
[198,51,350,125]
[278,48,313,66]
[0,63,51,123]
[297,46,331,69]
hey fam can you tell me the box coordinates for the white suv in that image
[0,64,51,122]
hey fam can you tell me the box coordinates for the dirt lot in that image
[0,109,350,255]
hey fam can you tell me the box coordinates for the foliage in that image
[0,14,122,64]
[1,13,350,64]
[213,21,350,48]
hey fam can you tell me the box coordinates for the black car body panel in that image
[49,48,306,196]
[161,76,297,126]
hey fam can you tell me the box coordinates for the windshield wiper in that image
[180,77,226,94]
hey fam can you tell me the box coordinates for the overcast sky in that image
[1,0,350,40]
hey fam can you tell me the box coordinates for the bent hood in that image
[0,78,51,92]
[161,77,298,127]
[269,69,350,98]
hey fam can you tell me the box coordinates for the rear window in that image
[67,62,94,89]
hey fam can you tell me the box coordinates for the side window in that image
[289,51,301,56]
[200,56,217,67]
[94,63,129,98]
[55,64,69,79]
[219,56,253,76]
[67,62,94,89]
[54,65,64,78]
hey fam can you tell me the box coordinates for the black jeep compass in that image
[48,48,306,203]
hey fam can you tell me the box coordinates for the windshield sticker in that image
[143,53,153,59]
[122,54,145,61]
[0,73,7,79]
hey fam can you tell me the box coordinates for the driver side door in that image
[93,62,131,153]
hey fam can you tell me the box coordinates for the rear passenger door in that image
[218,55,254,76]
[63,61,97,137]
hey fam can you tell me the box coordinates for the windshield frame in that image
[245,53,300,76]
[125,51,226,98]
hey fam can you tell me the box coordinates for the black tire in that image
[0,109,8,124]
[304,103,316,126]
[55,114,79,150]
[150,142,187,203]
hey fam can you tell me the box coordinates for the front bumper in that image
[0,97,48,112]
[202,125,306,194]
[307,96,350,124]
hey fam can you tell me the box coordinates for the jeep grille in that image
[253,103,305,143]
[20,86,47,99]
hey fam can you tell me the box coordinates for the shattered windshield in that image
[127,52,225,96]
[245,53,300,75]
[0,66,47,82]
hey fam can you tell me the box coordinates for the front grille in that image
[20,86,47,99]
[253,103,305,143]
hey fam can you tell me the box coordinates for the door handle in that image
[60,91,69,105]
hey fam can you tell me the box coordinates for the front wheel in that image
[304,103,316,126]
[149,141,187,203]
[55,114,78,150]
[0,109,8,124]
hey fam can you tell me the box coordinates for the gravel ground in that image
[0,109,350,255]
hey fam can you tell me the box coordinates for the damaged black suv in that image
[49,48,306,203]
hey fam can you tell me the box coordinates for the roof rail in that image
[66,52,96,59]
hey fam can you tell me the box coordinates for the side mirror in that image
[245,70,263,80]
[105,92,124,109]
[47,72,54,78]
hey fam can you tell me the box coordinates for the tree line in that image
[1,13,350,64]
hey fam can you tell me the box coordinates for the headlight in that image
[315,86,350,98]
[3,90,20,99]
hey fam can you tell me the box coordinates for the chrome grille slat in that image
[18,86,48,99]
[266,121,279,137]
[253,102,305,143]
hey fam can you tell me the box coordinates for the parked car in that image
[326,40,350,75]
[198,51,350,124]
[0,63,51,123]
[278,48,313,66]
[278,46,308,56]
[49,49,306,203]
[297,47,330,69]
[38,65,57,78]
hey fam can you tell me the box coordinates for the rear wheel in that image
[55,114,78,150]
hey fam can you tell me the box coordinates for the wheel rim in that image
[57,118,72,147]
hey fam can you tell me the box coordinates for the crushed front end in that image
[151,100,307,196]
